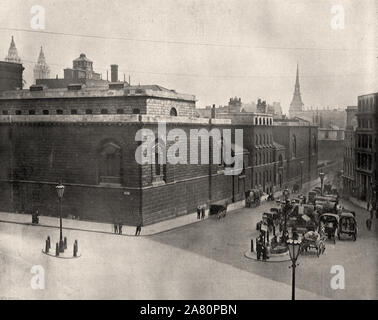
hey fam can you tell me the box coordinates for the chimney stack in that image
[111,64,118,82]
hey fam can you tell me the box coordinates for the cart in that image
[301,231,326,257]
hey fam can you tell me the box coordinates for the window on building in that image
[71,109,78,115]
[132,108,140,114]
[117,109,124,114]
[43,110,49,115]
[2,110,8,115]
[170,108,178,116]
[85,109,93,114]
[100,109,108,114]
[99,141,122,185]
[292,135,297,158]
[15,110,22,115]
[56,109,63,115]
[29,110,35,115]
[313,134,317,153]
[152,139,167,183]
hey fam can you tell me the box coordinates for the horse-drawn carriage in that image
[209,204,227,219]
[301,231,326,257]
[338,212,357,241]
[245,189,262,208]
[256,211,280,233]
[319,213,339,244]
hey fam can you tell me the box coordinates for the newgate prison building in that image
[0,82,318,226]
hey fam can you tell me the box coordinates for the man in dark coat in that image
[201,206,205,220]
[197,206,201,219]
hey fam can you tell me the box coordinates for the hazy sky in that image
[0,0,377,113]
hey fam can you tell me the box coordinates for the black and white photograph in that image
[0,0,377,303]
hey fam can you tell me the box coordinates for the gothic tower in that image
[289,64,304,114]
[5,36,21,64]
[34,46,50,81]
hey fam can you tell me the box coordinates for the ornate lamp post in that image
[287,238,302,300]
[56,182,65,253]
[300,161,304,190]
[319,171,325,196]
[282,188,290,241]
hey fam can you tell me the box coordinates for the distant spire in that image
[289,63,304,114]
[34,46,50,81]
[5,36,21,63]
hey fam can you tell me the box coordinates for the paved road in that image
[0,191,376,299]
[0,213,324,299]
[152,198,378,299]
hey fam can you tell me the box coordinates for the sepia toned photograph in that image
[0,0,377,303]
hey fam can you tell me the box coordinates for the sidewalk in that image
[345,196,368,210]
[0,210,209,237]
[0,178,321,237]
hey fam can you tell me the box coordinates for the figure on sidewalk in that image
[201,206,205,220]
[135,223,142,236]
[114,223,118,234]
[197,206,201,220]
[118,223,123,235]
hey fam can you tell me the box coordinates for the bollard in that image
[251,239,254,252]
[73,242,77,257]
[55,243,59,256]
[45,239,49,253]
[47,236,51,250]
[64,237,67,250]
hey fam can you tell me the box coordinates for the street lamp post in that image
[300,161,304,190]
[282,189,290,242]
[287,238,302,300]
[56,182,65,253]
[319,171,325,196]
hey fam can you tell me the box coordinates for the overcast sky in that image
[0,0,377,113]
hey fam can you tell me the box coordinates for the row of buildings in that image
[342,94,377,205]
[0,37,319,226]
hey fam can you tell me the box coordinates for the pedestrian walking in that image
[197,206,201,219]
[201,206,205,220]
[135,223,142,236]
[118,223,123,235]
[114,223,118,234]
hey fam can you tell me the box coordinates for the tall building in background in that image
[355,93,377,203]
[4,36,21,64]
[289,64,304,115]
[342,106,358,196]
[33,46,50,81]
[36,53,111,88]
[0,36,24,91]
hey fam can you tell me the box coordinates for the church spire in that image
[289,63,304,114]
[5,36,21,63]
[34,46,50,81]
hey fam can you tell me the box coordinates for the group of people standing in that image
[113,223,123,234]
[113,222,143,235]
[197,205,206,220]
